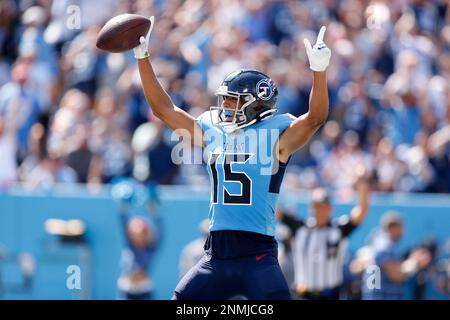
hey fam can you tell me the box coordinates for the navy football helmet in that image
[210,69,278,132]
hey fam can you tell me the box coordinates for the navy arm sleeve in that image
[337,215,359,238]
[279,211,304,235]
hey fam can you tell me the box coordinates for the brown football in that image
[96,14,151,53]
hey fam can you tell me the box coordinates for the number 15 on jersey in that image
[208,153,254,206]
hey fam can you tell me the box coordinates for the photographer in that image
[362,212,432,300]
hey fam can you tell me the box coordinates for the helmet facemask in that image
[210,90,257,133]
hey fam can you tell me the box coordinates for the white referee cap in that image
[311,188,331,205]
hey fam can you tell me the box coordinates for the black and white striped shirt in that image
[280,213,358,291]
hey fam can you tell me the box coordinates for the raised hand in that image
[133,16,155,59]
[304,26,332,72]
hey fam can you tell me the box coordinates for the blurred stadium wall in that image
[0,186,449,299]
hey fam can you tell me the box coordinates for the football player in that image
[133,17,331,300]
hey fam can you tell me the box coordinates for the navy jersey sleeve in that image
[336,215,359,238]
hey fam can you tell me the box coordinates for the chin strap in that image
[258,108,277,120]
[221,108,277,133]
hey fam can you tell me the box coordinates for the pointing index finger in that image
[146,16,155,42]
[317,26,326,43]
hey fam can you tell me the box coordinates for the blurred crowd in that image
[0,0,449,194]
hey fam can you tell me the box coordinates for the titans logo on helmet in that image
[256,79,275,101]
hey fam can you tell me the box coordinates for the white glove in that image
[304,26,331,72]
[133,16,155,59]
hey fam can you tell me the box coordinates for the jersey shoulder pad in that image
[266,113,296,132]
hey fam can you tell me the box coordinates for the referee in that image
[277,176,370,300]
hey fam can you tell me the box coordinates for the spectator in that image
[361,211,432,300]
[0,58,40,160]
[21,149,78,190]
[114,180,161,300]
[0,114,17,190]
[0,0,18,65]
[47,89,91,158]
[320,130,373,191]
[432,238,450,299]
[61,25,104,96]
[18,122,47,183]
[19,5,58,113]
[178,218,209,279]
[66,125,95,183]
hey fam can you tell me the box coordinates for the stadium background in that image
[0,0,449,299]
